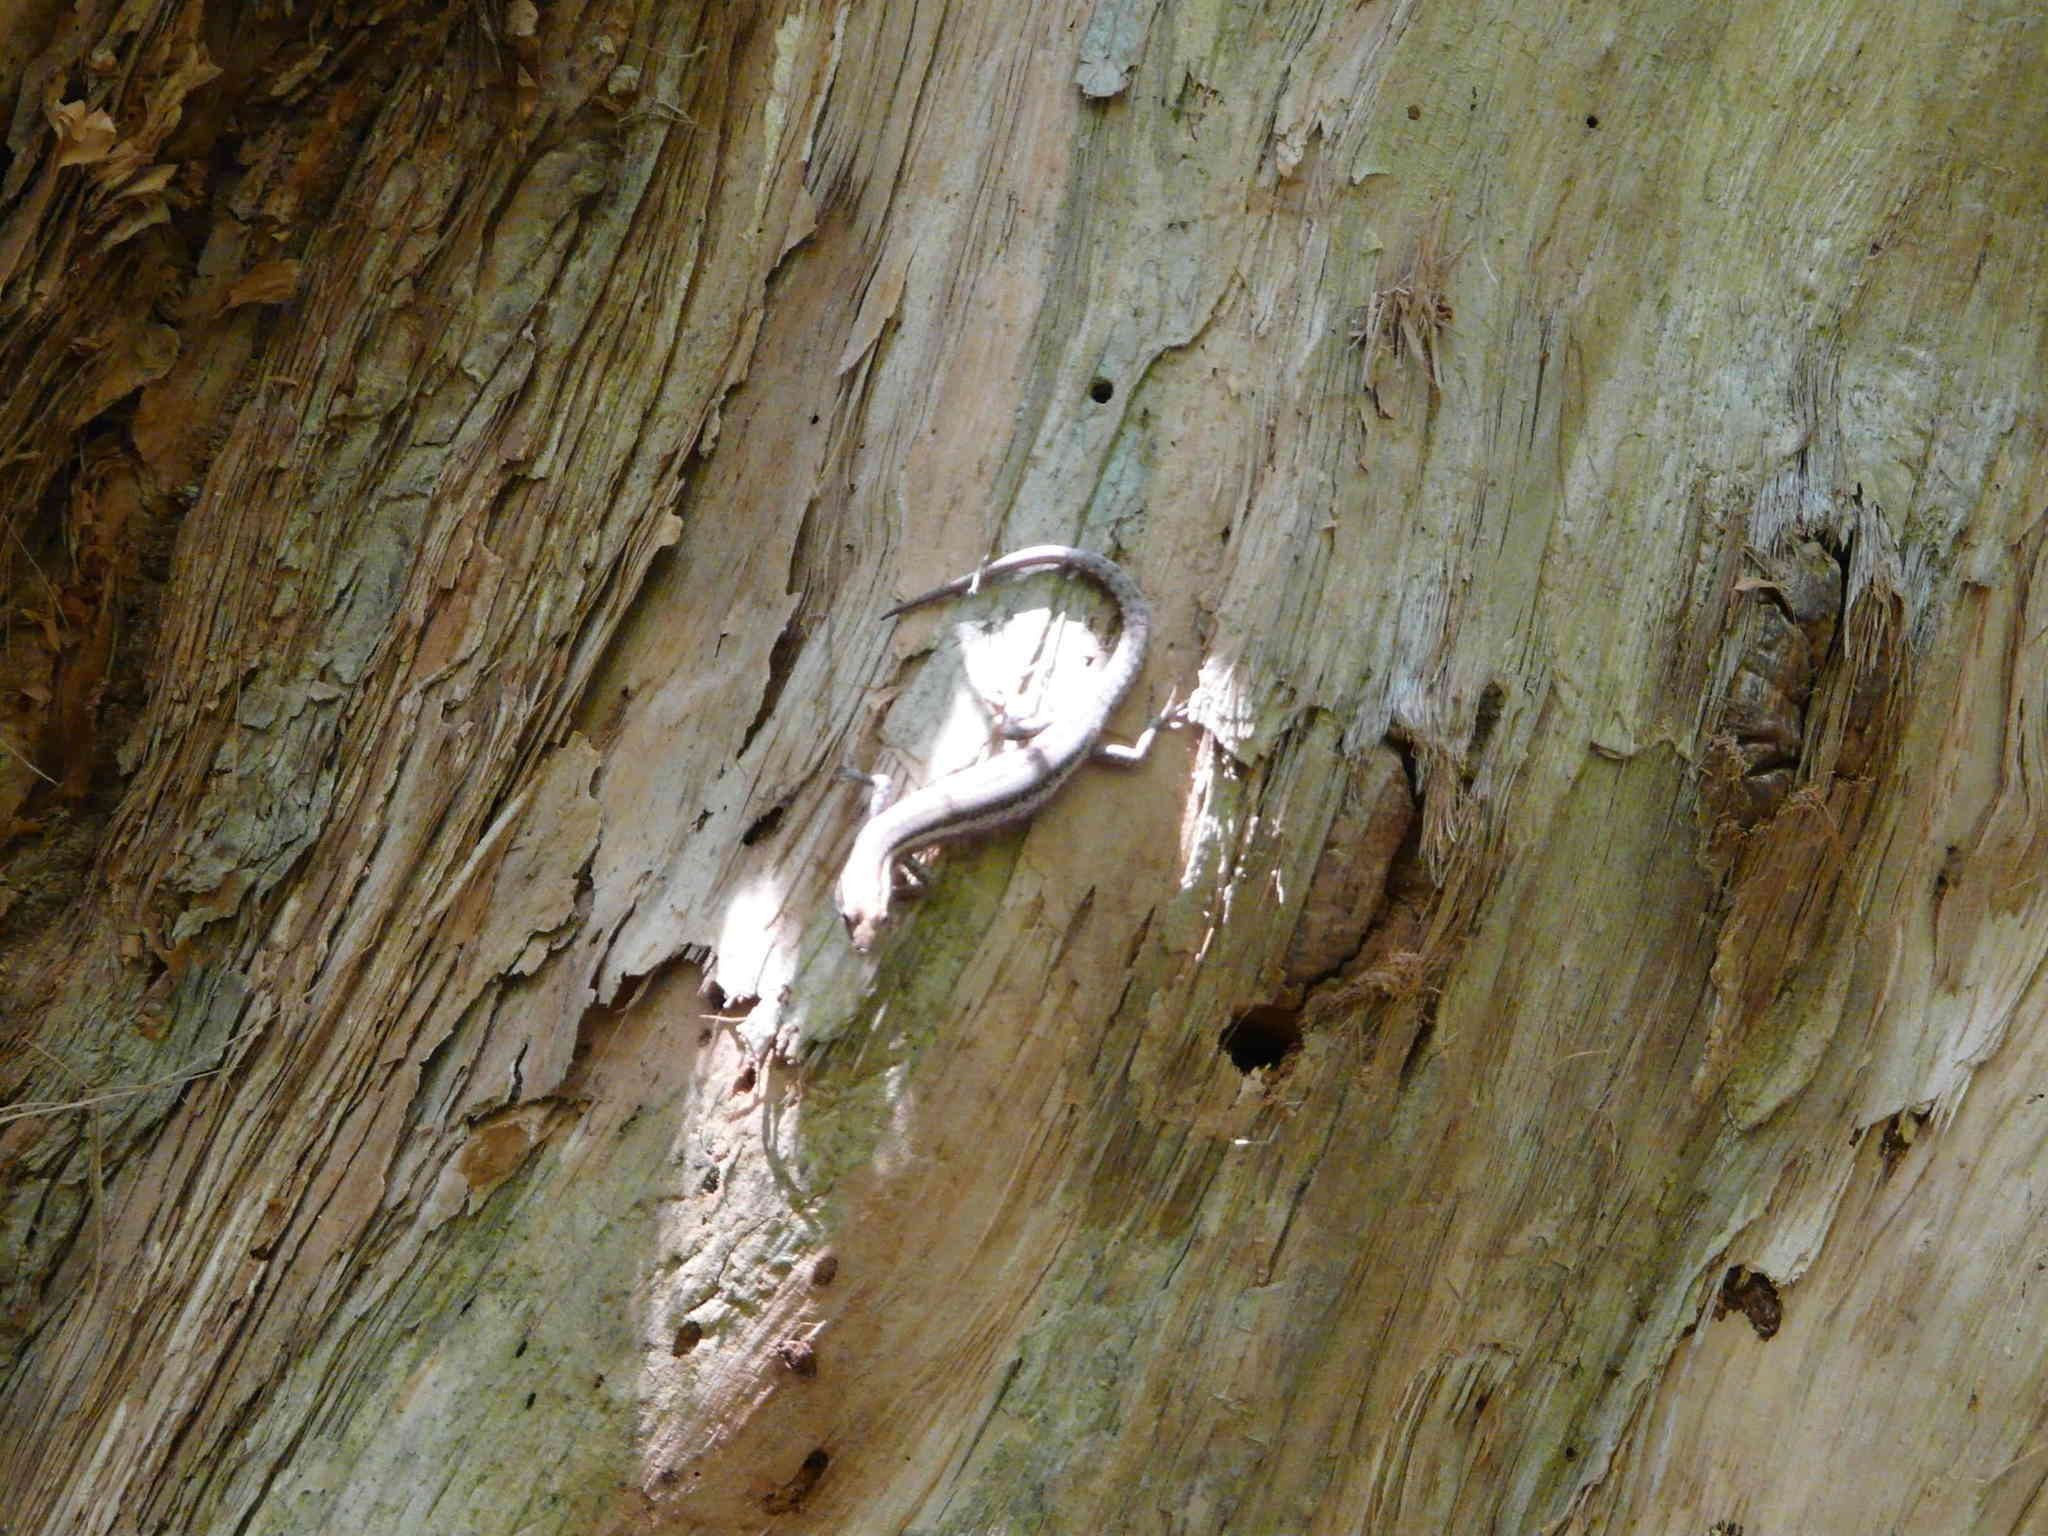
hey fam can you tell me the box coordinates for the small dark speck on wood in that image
[776,1337,818,1377]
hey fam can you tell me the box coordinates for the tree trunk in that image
[2,0,2043,1531]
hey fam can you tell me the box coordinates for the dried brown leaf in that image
[47,100,118,168]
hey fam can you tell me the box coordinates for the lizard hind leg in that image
[991,696,1055,742]
[1093,689,1190,766]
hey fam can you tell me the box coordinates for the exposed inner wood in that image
[0,1,2043,1533]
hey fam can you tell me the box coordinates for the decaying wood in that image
[1,0,2045,1532]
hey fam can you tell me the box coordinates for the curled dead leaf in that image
[47,99,118,168]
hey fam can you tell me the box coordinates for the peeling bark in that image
[2,0,2046,1533]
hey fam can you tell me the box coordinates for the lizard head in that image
[842,907,888,953]
[835,856,893,952]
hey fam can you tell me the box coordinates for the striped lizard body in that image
[836,545,1170,951]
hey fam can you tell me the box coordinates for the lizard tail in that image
[880,545,1140,621]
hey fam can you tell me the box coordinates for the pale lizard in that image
[836,545,1176,951]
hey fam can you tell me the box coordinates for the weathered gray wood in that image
[0,0,2043,1532]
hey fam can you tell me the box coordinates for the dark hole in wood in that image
[1220,1005,1302,1071]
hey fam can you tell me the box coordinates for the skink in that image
[836,545,1171,951]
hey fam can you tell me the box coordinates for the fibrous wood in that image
[1,1,2044,1533]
